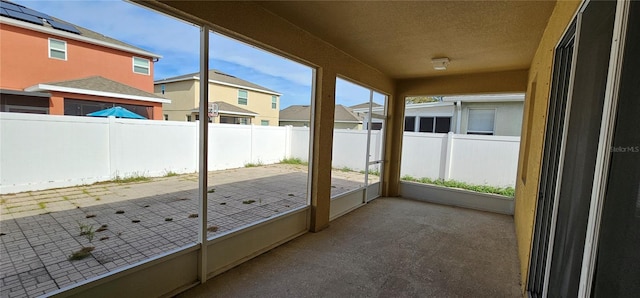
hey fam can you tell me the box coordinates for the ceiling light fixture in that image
[431,57,450,71]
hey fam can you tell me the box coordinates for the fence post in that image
[443,132,455,180]
[250,124,255,163]
[108,116,117,179]
[285,125,292,159]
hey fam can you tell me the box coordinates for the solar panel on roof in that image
[20,7,52,20]
[4,8,42,25]
[0,1,24,12]
[47,19,81,35]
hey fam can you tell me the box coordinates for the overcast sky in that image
[14,0,385,108]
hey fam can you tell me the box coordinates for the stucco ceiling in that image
[257,1,556,79]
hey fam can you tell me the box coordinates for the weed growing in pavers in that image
[82,189,90,195]
[132,220,140,223]
[207,226,219,232]
[242,200,256,204]
[62,196,69,200]
[207,188,215,193]
[340,167,352,172]
[0,198,6,204]
[95,198,101,201]
[115,210,125,214]
[78,223,95,242]
[220,202,227,205]
[165,218,173,221]
[188,214,198,218]
[85,214,96,218]
[99,237,109,241]
[38,202,46,209]
[68,247,94,261]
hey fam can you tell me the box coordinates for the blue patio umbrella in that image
[86,106,146,119]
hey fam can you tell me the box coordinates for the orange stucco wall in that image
[48,91,163,120]
[0,24,154,92]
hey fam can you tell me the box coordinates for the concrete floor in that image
[0,164,371,297]
[178,197,521,298]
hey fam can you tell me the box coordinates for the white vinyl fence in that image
[0,113,519,194]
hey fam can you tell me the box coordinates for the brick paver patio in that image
[0,164,373,297]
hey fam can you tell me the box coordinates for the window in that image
[467,109,495,135]
[238,90,248,105]
[195,114,199,121]
[164,114,168,120]
[271,96,277,109]
[186,115,192,122]
[419,117,434,132]
[261,120,269,126]
[239,117,249,125]
[133,57,150,75]
[161,84,165,94]
[48,38,66,60]
[404,116,416,132]
[418,117,451,133]
[435,117,451,133]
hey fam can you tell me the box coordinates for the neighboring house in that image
[443,93,524,136]
[280,104,363,129]
[349,102,385,130]
[0,0,167,119]
[154,70,281,126]
[353,93,524,136]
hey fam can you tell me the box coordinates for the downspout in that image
[456,100,462,133]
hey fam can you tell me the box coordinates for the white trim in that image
[191,109,257,117]
[24,84,171,103]
[579,1,630,296]
[442,93,525,103]
[154,76,282,96]
[48,37,66,60]
[0,17,162,59]
[132,56,150,76]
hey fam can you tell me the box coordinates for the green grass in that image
[37,202,46,209]
[111,174,151,184]
[164,171,179,177]
[244,161,264,168]
[401,175,515,197]
[280,158,308,165]
[339,166,352,172]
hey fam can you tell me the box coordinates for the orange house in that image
[0,0,168,119]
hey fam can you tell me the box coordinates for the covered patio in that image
[2,0,637,297]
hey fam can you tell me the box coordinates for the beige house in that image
[280,104,363,129]
[154,69,280,125]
